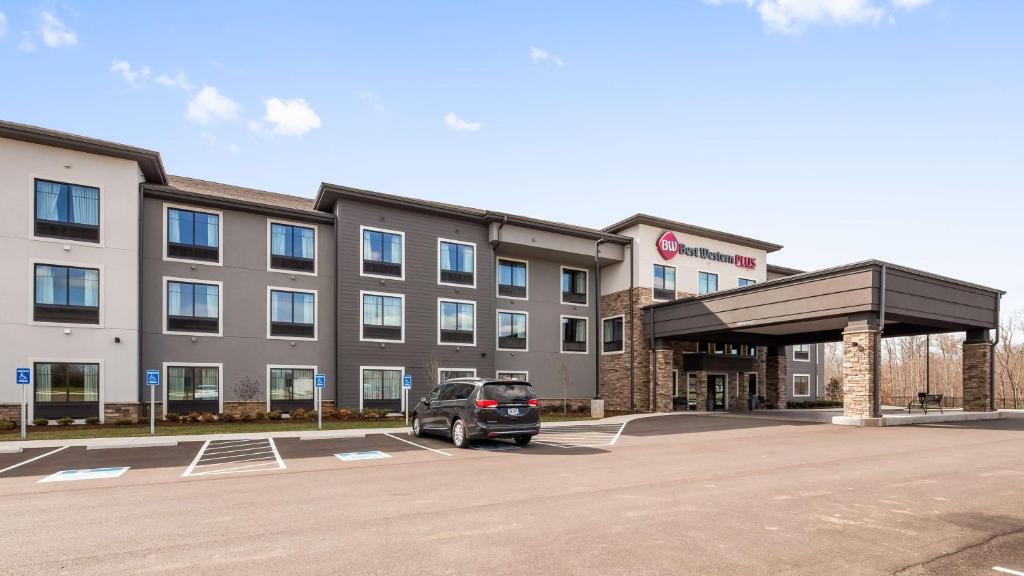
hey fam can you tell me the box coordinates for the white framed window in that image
[438,238,476,288]
[653,264,676,301]
[267,218,317,276]
[560,314,588,354]
[496,309,528,352]
[438,298,476,346]
[496,371,529,381]
[360,365,405,411]
[698,270,718,295]
[163,203,223,267]
[162,362,223,417]
[360,290,405,343]
[793,344,811,362]
[496,257,528,300]
[32,177,103,246]
[162,276,223,337]
[793,374,811,397]
[439,368,477,384]
[560,266,588,306]
[29,259,105,328]
[267,286,317,341]
[360,225,404,280]
[29,357,105,422]
[266,364,317,412]
[602,315,624,355]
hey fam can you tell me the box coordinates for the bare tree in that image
[425,352,441,389]
[233,376,263,403]
[996,312,1024,409]
[558,356,570,416]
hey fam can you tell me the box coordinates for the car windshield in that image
[481,383,534,403]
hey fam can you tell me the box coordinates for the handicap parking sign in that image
[16,368,31,385]
[402,374,413,390]
[315,373,326,388]
[146,369,160,386]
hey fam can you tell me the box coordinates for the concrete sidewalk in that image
[0,412,669,451]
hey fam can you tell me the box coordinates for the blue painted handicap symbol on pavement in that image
[472,441,521,452]
[335,451,391,462]
[39,467,130,483]
[16,368,31,385]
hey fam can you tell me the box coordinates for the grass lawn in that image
[1,414,596,441]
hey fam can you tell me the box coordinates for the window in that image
[34,179,100,242]
[34,264,99,324]
[438,239,475,286]
[698,271,718,295]
[270,368,315,410]
[270,222,315,273]
[270,289,316,338]
[793,374,811,397]
[561,316,588,353]
[707,342,726,355]
[496,371,528,381]
[687,373,699,402]
[439,299,475,345]
[34,362,99,403]
[361,292,403,342]
[439,369,476,384]
[738,278,756,287]
[361,227,403,278]
[166,206,220,263]
[166,280,220,334]
[793,344,811,362]
[497,311,528,350]
[561,267,588,305]
[361,367,403,410]
[602,316,624,354]
[167,366,220,413]
[497,258,527,298]
[653,264,676,301]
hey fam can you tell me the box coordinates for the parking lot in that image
[1,413,1022,575]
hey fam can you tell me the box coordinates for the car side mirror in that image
[420,397,428,406]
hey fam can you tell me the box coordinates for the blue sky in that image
[1,1,1022,313]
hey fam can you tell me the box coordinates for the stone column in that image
[963,329,994,412]
[730,372,750,413]
[696,371,708,412]
[765,345,787,409]
[653,340,674,413]
[842,317,880,419]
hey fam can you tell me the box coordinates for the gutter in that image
[594,237,606,400]
[991,294,1001,411]
[137,183,145,421]
[629,238,635,413]
[333,207,340,410]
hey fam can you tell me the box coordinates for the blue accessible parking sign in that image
[146,370,160,386]
[315,373,326,388]
[16,368,31,385]
[402,374,412,390]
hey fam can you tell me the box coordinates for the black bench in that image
[908,393,944,414]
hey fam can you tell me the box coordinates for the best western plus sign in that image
[656,230,757,270]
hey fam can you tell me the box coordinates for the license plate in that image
[506,407,520,416]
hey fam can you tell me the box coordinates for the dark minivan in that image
[411,378,541,448]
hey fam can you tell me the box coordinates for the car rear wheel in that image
[514,435,531,446]
[412,415,424,438]
[451,419,471,449]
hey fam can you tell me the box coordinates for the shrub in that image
[307,410,318,421]
[185,412,201,423]
[165,412,181,423]
[33,418,49,426]
[240,410,256,423]
[321,408,338,420]
[255,411,268,421]
[57,417,75,426]
[115,418,134,426]
[220,412,236,423]
[200,412,217,424]
[290,408,307,421]
[84,416,100,425]
[0,418,16,431]
[337,409,352,421]
[361,408,384,419]
[269,410,283,420]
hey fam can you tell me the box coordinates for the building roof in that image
[144,176,329,222]
[603,213,783,253]
[767,263,805,277]
[316,182,632,244]
[0,119,167,184]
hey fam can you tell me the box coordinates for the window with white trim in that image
[698,271,718,295]
[793,374,811,397]
[653,264,676,301]
[270,222,315,272]
[603,316,624,353]
[362,227,403,278]
[167,207,220,262]
[439,240,475,286]
[34,264,99,324]
[561,316,588,353]
[793,344,811,362]
[497,258,527,298]
[361,292,403,341]
[561,267,587,305]
[439,300,475,345]
[167,281,220,333]
[270,289,315,338]
[34,179,100,242]
[497,311,527,350]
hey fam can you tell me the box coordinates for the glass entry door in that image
[708,375,726,411]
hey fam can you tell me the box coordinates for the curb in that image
[86,439,180,450]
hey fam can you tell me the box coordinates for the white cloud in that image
[444,112,482,132]
[0,12,8,40]
[110,60,150,87]
[156,71,195,91]
[186,86,240,124]
[702,0,931,34]
[39,12,77,47]
[259,97,321,136]
[17,31,36,52]
[530,47,564,67]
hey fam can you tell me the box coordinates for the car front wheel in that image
[412,415,424,438]
[451,419,471,449]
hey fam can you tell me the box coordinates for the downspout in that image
[495,217,507,381]
[333,207,340,410]
[137,184,145,421]
[594,238,606,399]
[650,305,656,412]
[629,239,635,413]
[991,293,1001,411]
[875,265,887,419]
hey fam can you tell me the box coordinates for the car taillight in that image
[528,399,539,407]
[475,399,498,408]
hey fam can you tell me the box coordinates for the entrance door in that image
[707,375,726,411]
[747,373,759,410]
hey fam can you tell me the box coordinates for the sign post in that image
[315,373,326,430]
[146,370,160,436]
[402,374,413,427]
[16,368,31,440]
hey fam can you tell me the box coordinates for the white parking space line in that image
[182,439,285,477]
[383,433,453,456]
[535,423,627,448]
[0,446,68,476]
[994,567,1024,576]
